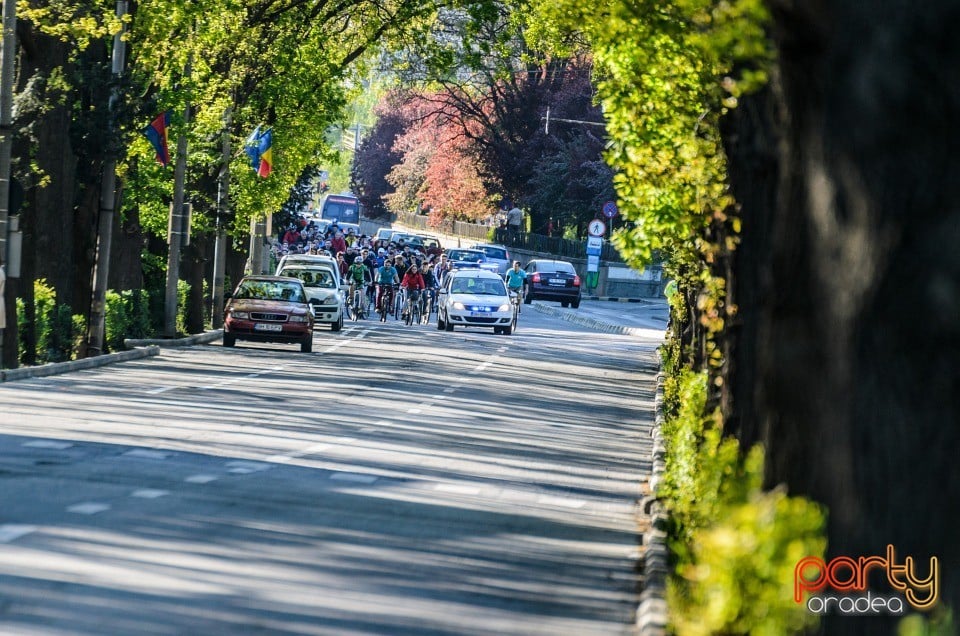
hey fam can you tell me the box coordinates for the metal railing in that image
[393,212,624,262]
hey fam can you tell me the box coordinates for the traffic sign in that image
[602,201,618,219]
[586,236,603,251]
[588,219,606,237]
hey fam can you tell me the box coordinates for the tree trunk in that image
[749,1,960,628]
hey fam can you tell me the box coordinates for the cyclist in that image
[376,259,400,316]
[504,261,527,313]
[346,256,371,314]
[421,263,439,316]
[400,262,426,320]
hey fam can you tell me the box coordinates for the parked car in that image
[470,244,511,275]
[445,248,500,273]
[223,276,315,352]
[437,269,515,335]
[524,259,582,308]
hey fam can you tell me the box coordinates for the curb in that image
[0,346,161,383]
[124,330,223,348]
[530,302,655,337]
[582,295,659,304]
[638,361,669,635]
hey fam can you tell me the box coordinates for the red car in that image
[223,276,315,352]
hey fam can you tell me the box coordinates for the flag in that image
[142,112,170,167]
[257,128,273,178]
[244,125,262,170]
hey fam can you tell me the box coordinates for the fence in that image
[394,212,624,262]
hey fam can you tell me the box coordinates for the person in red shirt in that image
[330,231,347,255]
[400,263,426,319]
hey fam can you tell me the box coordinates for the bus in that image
[319,193,361,224]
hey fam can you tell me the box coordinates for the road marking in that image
[407,408,422,414]
[184,474,218,484]
[329,472,378,484]
[122,449,170,460]
[22,440,73,450]
[67,503,111,515]
[131,489,169,499]
[145,386,174,395]
[497,346,508,353]
[200,366,284,390]
[442,388,456,393]
[435,484,481,495]
[265,443,329,463]
[536,495,587,509]
[0,525,37,543]
[226,461,271,474]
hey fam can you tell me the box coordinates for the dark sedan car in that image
[223,276,315,352]
[523,259,582,308]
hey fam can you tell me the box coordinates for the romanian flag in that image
[257,128,273,178]
[142,112,170,167]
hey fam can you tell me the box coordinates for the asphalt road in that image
[0,306,662,635]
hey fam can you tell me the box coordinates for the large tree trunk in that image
[741,1,960,629]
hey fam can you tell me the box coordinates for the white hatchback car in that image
[437,269,515,335]
[275,263,345,331]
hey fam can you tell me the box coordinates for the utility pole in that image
[211,106,231,328]
[83,0,128,357]
[0,0,16,367]
[163,58,192,338]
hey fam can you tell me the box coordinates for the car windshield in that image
[234,280,306,303]
[450,278,506,295]
[477,247,507,259]
[281,269,335,289]
[448,250,484,263]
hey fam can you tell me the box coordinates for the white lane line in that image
[122,450,170,460]
[536,495,587,509]
[201,366,284,390]
[226,461,271,474]
[22,441,73,450]
[184,474,218,484]
[329,472,378,484]
[145,386,174,395]
[131,489,169,499]
[373,420,391,426]
[497,346,508,352]
[265,442,331,463]
[434,484,481,495]
[0,525,37,543]
[442,388,456,393]
[407,408,422,414]
[67,503,111,515]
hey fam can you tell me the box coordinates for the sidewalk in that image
[532,298,668,338]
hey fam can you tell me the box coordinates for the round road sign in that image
[588,219,606,237]
[602,201,618,218]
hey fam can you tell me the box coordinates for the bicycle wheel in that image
[412,298,421,326]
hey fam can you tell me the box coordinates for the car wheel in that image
[444,314,454,332]
[501,325,512,336]
[523,290,532,304]
[493,327,502,335]
[572,298,581,309]
[437,314,446,330]
[331,315,342,332]
[561,301,570,308]
[301,335,313,353]
[222,333,236,348]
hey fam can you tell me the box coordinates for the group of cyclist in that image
[341,241,530,325]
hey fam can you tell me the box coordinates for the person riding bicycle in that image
[504,261,527,312]
[347,256,371,310]
[421,263,439,313]
[400,263,426,319]
[376,259,400,312]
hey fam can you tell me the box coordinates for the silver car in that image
[470,244,511,275]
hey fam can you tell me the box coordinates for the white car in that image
[276,263,345,331]
[437,269,515,335]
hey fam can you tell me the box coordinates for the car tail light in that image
[531,273,541,283]
[573,275,581,286]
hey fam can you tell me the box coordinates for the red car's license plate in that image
[254,323,283,332]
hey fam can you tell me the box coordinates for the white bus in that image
[319,193,361,225]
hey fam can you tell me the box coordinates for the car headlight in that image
[230,311,249,319]
[288,315,309,323]
[453,302,465,310]
[498,303,511,311]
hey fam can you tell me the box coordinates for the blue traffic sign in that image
[602,201,618,218]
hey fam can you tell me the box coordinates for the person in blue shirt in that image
[504,261,527,313]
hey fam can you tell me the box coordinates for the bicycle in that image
[402,288,421,326]
[509,287,523,329]
[350,284,367,321]
[420,290,433,324]
[378,285,395,322]
[394,287,405,321]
